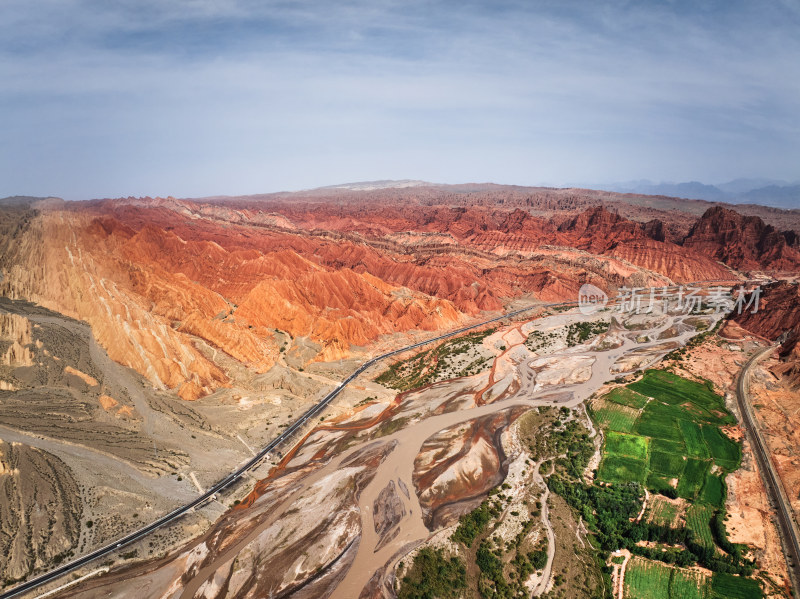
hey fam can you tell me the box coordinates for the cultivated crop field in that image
[685,503,715,549]
[646,495,684,527]
[595,370,742,501]
[701,426,741,470]
[597,454,648,484]
[625,558,672,599]
[606,386,650,409]
[605,431,649,460]
[624,556,764,599]
[669,569,710,599]
[593,368,763,599]
[678,420,709,458]
[699,473,724,508]
[676,459,710,500]
[709,573,763,599]
[634,405,686,443]
[649,450,686,479]
[625,557,711,599]
[591,398,638,433]
[629,370,734,425]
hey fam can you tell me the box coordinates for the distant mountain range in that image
[315,179,800,210]
[594,178,800,209]
[318,179,431,191]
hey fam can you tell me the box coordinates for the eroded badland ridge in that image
[0,184,798,599]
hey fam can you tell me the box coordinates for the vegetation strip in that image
[578,367,765,598]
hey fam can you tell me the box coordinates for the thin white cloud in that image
[1,0,798,199]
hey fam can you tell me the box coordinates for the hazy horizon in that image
[7,176,799,209]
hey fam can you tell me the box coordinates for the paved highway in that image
[736,345,800,596]
[0,278,753,598]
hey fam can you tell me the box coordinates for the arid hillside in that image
[1,188,796,400]
[683,206,800,271]
[193,183,800,237]
[730,280,800,387]
[0,186,798,597]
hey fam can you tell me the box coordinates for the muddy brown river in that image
[56,307,716,599]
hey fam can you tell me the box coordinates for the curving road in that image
[736,345,800,596]
[0,278,750,598]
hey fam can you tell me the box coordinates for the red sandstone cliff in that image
[683,207,800,272]
[1,194,791,400]
[730,281,800,387]
[558,206,732,282]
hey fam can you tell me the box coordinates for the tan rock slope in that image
[0,313,33,366]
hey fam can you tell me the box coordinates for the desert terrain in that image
[0,186,797,598]
[12,296,764,599]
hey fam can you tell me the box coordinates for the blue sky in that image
[1,0,799,200]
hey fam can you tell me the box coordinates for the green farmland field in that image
[589,366,761,598]
[647,496,682,527]
[596,369,743,500]
[605,431,649,460]
[646,473,677,495]
[625,558,672,599]
[634,409,684,443]
[669,569,710,599]
[677,458,710,500]
[625,558,716,599]
[699,473,725,508]
[606,386,650,409]
[710,573,762,599]
[701,426,741,470]
[678,419,709,458]
[629,371,733,424]
[686,503,715,549]
[650,438,686,455]
[598,454,648,485]
[649,451,687,478]
[593,403,637,433]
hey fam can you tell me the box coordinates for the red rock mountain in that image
[683,206,800,272]
[558,206,648,252]
[730,281,800,387]
[1,191,796,399]
[557,206,732,281]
